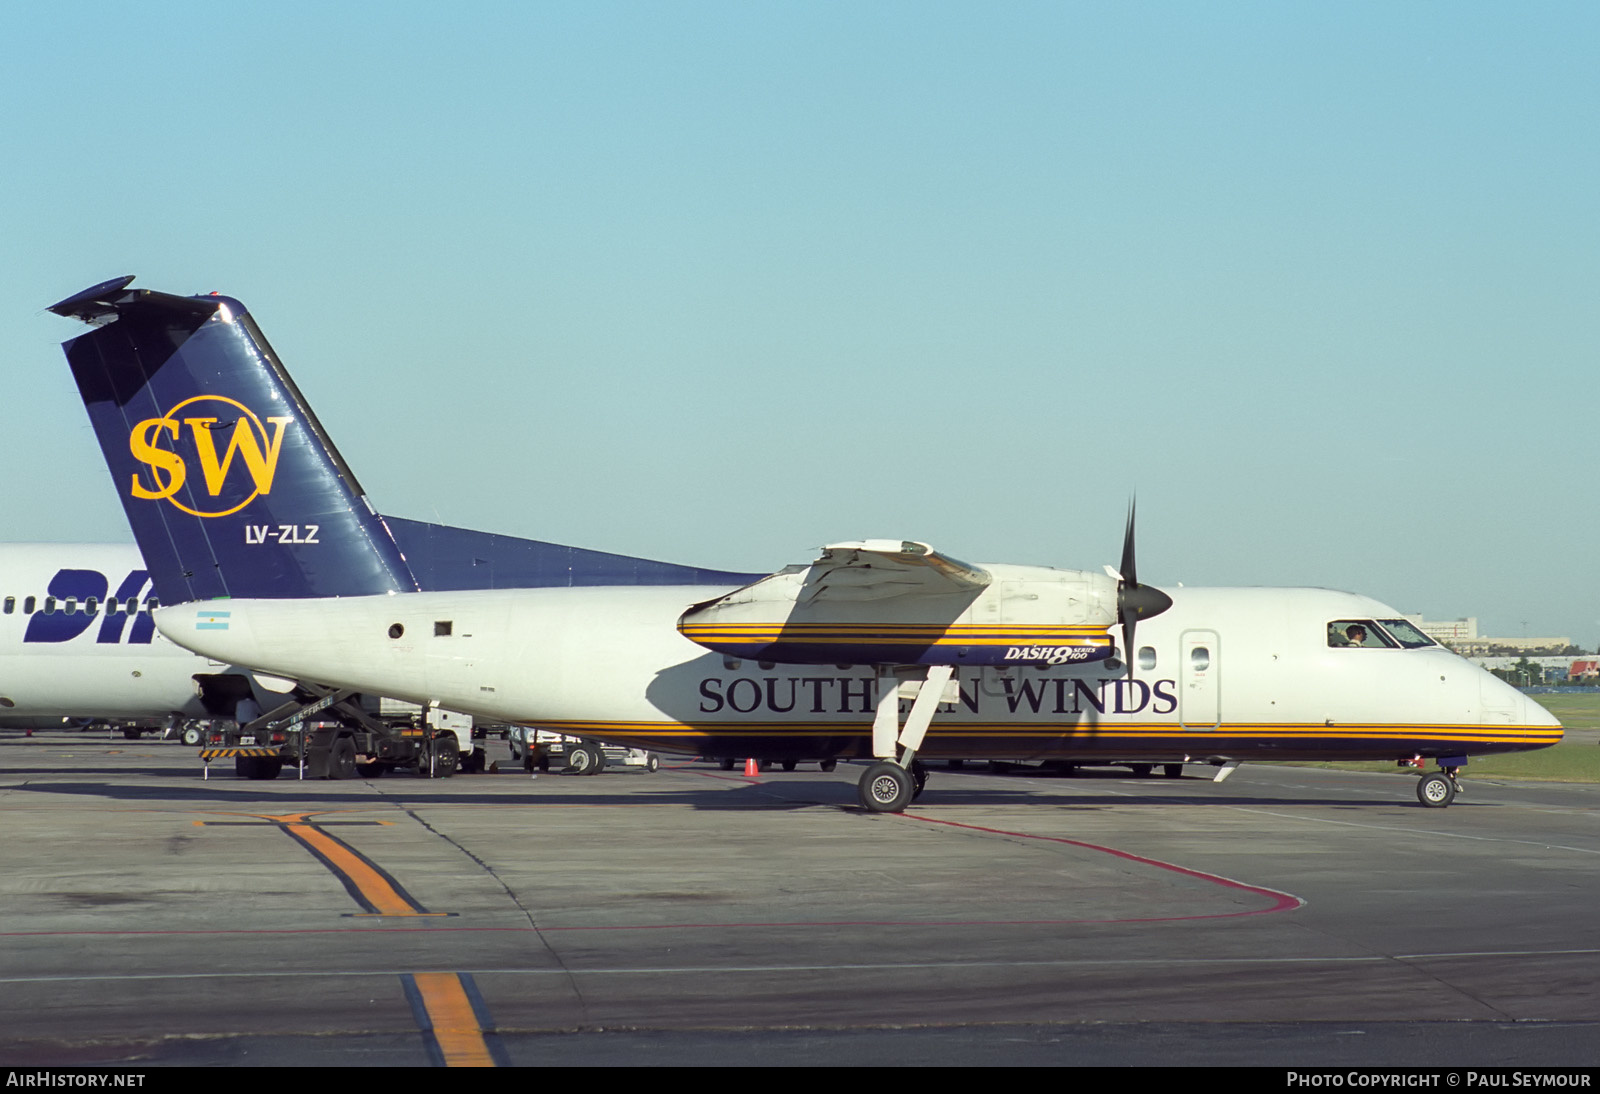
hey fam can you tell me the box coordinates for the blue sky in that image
[3,2,1596,643]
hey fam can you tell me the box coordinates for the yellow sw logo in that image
[128,396,292,518]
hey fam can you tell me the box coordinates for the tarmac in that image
[2,730,1598,1067]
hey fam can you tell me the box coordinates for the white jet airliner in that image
[0,542,224,734]
[47,277,1562,810]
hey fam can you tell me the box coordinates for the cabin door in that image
[1179,629,1220,729]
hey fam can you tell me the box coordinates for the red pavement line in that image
[896,810,1303,915]
[6,831,1297,938]
[4,791,1300,939]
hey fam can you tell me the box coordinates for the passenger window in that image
[1190,646,1210,671]
[43,597,56,615]
[125,597,139,614]
[64,597,78,615]
[24,596,36,614]
[86,597,98,615]
[145,597,160,613]
[1138,646,1157,671]
[435,620,453,636]
[2,597,12,614]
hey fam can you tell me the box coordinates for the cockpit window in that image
[1327,620,1396,649]
[1376,619,1436,649]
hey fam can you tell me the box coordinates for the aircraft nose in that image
[1520,692,1563,736]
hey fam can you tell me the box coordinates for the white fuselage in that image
[0,544,222,719]
[152,580,1560,761]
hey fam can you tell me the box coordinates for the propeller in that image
[1104,501,1172,667]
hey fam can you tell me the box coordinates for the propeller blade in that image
[1113,501,1172,666]
[1120,502,1138,591]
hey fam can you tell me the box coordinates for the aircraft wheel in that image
[329,739,357,780]
[1130,763,1154,778]
[1417,773,1456,808]
[567,744,599,775]
[719,757,735,771]
[1163,764,1184,779]
[123,728,141,741]
[820,759,837,772]
[415,744,449,778]
[645,753,660,773]
[781,760,797,772]
[858,762,913,813]
[182,725,203,747]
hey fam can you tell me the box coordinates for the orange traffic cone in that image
[743,757,759,777]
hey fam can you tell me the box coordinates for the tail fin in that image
[50,277,419,603]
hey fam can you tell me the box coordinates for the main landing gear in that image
[857,758,929,812]
[1416,767,1463,808]
[859,762,913,812]
[856,665,951,814]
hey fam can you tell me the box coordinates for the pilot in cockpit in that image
[1329,622,1372,647]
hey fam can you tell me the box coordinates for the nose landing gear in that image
[1416,767,1462,808]
[856,665,952,813]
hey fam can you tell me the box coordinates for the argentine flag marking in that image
[196,609,231,631]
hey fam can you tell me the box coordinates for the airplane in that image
[46,276,1563,811]
[0,524,750,743]
[0,541,229,736]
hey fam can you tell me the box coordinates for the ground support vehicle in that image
[198,685,482,780]
[10,715,200,741]
[506,727,660,775]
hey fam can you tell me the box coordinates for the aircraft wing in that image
[796,540,991,603]
[677,542,1116,667]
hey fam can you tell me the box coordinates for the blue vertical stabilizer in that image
[52,279,419,603]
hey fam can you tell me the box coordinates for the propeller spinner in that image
[1107,502,1173,664]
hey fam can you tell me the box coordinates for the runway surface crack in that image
[387,798,592,1024]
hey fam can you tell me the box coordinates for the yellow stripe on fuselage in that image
[679,623,1113,648]
[524,718,1561,747]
